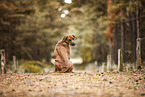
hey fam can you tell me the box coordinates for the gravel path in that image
[0,71,145,97]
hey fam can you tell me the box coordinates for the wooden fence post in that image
[133,63,135,71]
[125,63,129,72]
[13,56,18,72]
[21,67,24,74]
[17,60,19,72]
[102,62,105,72]
[1,49,6,75]
[99,66,101,72]
[136,38,141,69]
[107,55,111,72]
[118,49,123,71]
[121,19,126,63]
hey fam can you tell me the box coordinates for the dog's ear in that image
[62,35,68,41]
[72,34,78,39]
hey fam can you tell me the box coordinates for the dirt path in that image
[0,71,145,97]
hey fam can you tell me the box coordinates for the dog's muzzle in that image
[71,42,75,46]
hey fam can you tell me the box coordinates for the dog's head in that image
[62,34,78,46]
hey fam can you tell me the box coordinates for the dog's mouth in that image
[70,42,75,46]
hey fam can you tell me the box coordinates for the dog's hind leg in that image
[67,65,73,72]
[58,68,68,73]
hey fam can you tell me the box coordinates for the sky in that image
[60,0,72,18]
[64,0,72,4]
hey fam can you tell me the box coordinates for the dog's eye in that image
[72,38,74,40]
[69,39,71,41]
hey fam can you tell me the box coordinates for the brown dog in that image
[54,34,77,73]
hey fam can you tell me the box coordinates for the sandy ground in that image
[0,71,145,97]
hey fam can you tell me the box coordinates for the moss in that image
[20,61,44,73]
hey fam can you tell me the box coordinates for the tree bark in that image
[121,20,126,63]
[136,0,140,38]
[127,11,137,64]
[112,24,119,63]
[132,14,137,64]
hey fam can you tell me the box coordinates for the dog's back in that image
[54,40,70,63]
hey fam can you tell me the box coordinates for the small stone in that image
[39,79,43,81]
[28,89,32,91]
[136,83,139,85]
[12,89,15,91]
[63,85,67,88]
[103,79,108,81]
[140,93,145,96]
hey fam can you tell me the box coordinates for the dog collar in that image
[64,41,69,45]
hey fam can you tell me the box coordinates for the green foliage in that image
[23,64,42,73]
[0,0,67,62]
[1,0,145,65]
[16,0,66,61]
[63,0,109,63]
[20,61,46,73]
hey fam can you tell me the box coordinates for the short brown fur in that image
[54,34,77,73]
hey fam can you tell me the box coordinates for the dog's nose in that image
[71,42,75,46]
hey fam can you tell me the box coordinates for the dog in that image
[54,34,77,73]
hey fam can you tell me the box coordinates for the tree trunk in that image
[136,0,140,38]
[136,0,141,69]
[132,14,137,64]
[127,11,137,64]
[112,24,119,63]
[121,20,126,63]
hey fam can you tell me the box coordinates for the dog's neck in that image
[59,40,69,47]
[64,41,69,45]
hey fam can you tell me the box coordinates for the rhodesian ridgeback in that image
[54,34,78,73]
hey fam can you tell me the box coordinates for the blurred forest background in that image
[0,0,145,73]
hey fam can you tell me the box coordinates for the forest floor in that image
[0,71,145,97]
